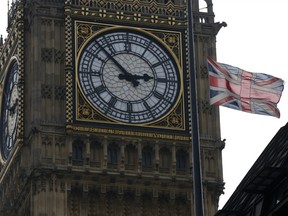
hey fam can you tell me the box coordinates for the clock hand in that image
[118,74,140,87]
[95,41,139,87]
[132,73,154,82]
[119,73,153,87]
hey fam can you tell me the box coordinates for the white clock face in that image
[0,60,19,161]
[8,85,19,136]
[102,53,154,102]
[78,28,181,124]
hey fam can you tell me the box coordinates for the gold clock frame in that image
[68,20,188,135]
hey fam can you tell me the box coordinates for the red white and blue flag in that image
[208,57,284,118]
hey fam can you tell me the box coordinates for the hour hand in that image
[118,74,140,87]
[132,74,154,82]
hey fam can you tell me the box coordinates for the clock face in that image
[0,60,19,161]
[77,28,181,124]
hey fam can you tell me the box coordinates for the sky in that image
[1,0,288,211]
[213,0,288,209]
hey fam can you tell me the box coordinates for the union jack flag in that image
[207,57,284,118]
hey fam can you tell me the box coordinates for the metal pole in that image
[187,0,204,215]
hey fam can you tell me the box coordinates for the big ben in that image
[0,0,225,215]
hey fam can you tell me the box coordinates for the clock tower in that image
[0,0,226,215]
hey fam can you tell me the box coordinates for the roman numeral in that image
[152,58,170,68]
[108,97,118,107]
[124,34,131,52]
[143,101,155,118]
[156,78,168,83]
[141,41,152,57]
[95,85,106,94]
[91,70,101,76]
[103,36,116,54]
[152,61,163,68]
[124,42,132,52]
[127,102,133,112]
[127,103,133,123]
[153,91,164,100]
[156,78,178,83]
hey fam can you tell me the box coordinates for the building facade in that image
[216,123,288,216]
[0,0,225,215]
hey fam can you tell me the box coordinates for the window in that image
[108,144,118,164]
[90,141,102,167]
[72,140,84,161]
[159,147,171,172]
[125,144,137,166]
[176,149,188,170]
[90,141,102,162]
[142,146,153,167]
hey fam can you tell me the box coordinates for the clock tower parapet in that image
[39,132,191,178]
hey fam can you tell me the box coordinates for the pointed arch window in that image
[72,140,84,164]
[125,144,137,170]
[176,149,188,174]
[142,146,153,167]
[90,140,102,167]
[159,147,171,173]
[108,144,118,165]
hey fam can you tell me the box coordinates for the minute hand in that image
[95,41,139,86]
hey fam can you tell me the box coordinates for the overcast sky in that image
[1,0,288,211]
[214,0,288,208]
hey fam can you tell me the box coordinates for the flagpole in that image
[187,0,204,215]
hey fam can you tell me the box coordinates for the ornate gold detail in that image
[99,9,107,18]
[115,0,125,11]
[79,105,92,120]
[149,2,158,14]
[67,125,190,141]
[151,15,158,24]
[116,11,124,20]
[163,33,181,60]
[81,7,89,16]
[134,13,141,22]
[97,0,107,8]
[67,0,186,26]
[66,71,73,123]
[65,12,73,123]
[70,21,187,133]
[77,93,111,122]
[166,2,176,16]
[153,99,184,129]
[80,0,89,6]
[132,0,141,12]
[77,24,92,40]
[75,22,182,61]
[168,17,176,25]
